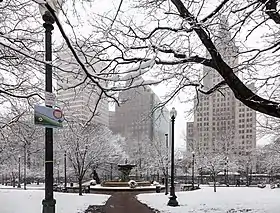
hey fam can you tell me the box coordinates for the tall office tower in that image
[110,77,169,143]
[56,48,109,126]
[186,17,256,156]
[186,122,194,153]
[109,111,116,132]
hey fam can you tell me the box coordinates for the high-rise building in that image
[186,122,194,153]
[56,49,109,126]
[109,77,169,143]
[109,111,116,132]
[186,17,256,156]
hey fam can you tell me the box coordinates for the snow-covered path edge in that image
[0,189,111,213]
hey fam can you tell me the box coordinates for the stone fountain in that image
[117,159,136,181]
[100,159,154,189]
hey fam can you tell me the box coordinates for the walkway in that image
[85,192,158,213]
[103,192,157,213]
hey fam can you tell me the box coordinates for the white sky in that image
[151,84,190,149]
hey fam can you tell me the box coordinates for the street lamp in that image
[18,155,21,188]
[192,151,195,189]
[39,2,61,212]
[23,146,27,190]
[225,157,229,186]
[199,167,203,185]
[110,163,113,180]
[249,164,252,186]
[165,133,169,195]
[167,107,179,207]
[57,162,60,185]
[64,151,67,190]
[246,160,249,187]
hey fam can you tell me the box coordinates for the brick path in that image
[103,192,157,213]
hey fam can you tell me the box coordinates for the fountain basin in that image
[101,181,151,187]
[90,184,165,192]
[117,163,136,182]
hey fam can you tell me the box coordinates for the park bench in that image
[180,184,193,191]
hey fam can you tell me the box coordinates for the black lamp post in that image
[23,146,27,190]
[226,157,229,186]
[110,163,113,180]
[165,133,168,195]
[192,151,195,189]
[249,165,252,186]
[64,151,67,189]
[200,167,203,185]
[246,161,249,187]
[18,155,21,188]
[167,107,179,207]
[39,3,58,213]
[57,162,60,185]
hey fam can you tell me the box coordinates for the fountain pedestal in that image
[117,164,136,182]
[99,160,158,190]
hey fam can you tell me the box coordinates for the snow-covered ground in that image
[0,182,86,189]
[0,189,110,213]
[0,183,45,190]
[137,186,280,213]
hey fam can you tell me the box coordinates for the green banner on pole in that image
[34,105,64,128]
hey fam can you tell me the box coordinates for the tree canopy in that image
[1,0,280,121]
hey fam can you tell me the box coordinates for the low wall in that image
[101,181,151,187]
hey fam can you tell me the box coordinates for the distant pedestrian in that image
[236,179,240,187]
[93,170,100,184]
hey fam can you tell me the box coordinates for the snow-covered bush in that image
[128,180,138,188]
[90,179,96,186]
[152,181,160,186]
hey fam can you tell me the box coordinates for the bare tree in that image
[77,0,280,117]
[2,0,280,119]
[260,138,280,180]
[2,0,280,128]
[57,122,123,195]
[197,152,226,192]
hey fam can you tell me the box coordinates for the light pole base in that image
[42,199,56,213]
[17,184,21,188]
[167,195,179,207]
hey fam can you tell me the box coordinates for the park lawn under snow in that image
[0,189,110,213]
[137,186,280,213]
[0,183,45,190]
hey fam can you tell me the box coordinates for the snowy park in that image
[0,189,110,213]
[137,186,280,213]
[2,0,280,212]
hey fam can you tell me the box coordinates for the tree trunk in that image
[213,175,217,192]
[78,178,82,196]
[27,150,31,169]
[12,174,15,188]
[93,170,100,184]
